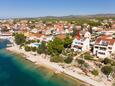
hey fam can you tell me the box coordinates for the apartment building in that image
[93,35,115,58]
[71,31,91,52]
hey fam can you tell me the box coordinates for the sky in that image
[0,0,115,18]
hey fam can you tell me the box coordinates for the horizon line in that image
[1,13,115,20]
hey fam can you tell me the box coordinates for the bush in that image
[50,55,64,63]
[47,38,64,55]
[37,42,46,54]
[111,61,115,66]
[24,46,31,52]
[37,48,43,54]
[25,40,31,44]
[101,66,113,76]
[31,40,36,43]
[64,57,73,64]
[103,58,111,64]
[92,69,99,76]
[83,63,89,68]
[31,47,37,52]
[84,53,93,60]
[14,33,26,45]
[12,32,16,36]
[37,40,40,43]
[77,59,85,66]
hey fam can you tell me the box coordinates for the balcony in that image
[100,41,108,46]
[98,52,105,55]
[99,47,107,51]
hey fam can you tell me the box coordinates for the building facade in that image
[71,31,91,52]
[93,35,115,58]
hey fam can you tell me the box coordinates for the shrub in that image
[37,41,46,54]
[24,46,31,52]
[77,59,85,66]
[47,38,64,55]
[64,57,73,64]
[103,58,111,64]
[37,40,40,43]
[31,47,37,52]
[83,63,89,68]
[111,61,115,66]
[14,33,26,45]
[37,48,43,54]
[101,66,113,76]
[83,53,93,60]
[31,40,36,43]
[25,40,31,44]
[92,69,99,76]
[50,55,64,63]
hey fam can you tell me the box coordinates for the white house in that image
[71,31,91,52]
[31,28,38,33]
[93,35,115,58]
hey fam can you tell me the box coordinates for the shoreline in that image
[6,46,112,86]
[6,48,90,86]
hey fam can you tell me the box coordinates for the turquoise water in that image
[34,43,40,46]
[0,40,88,86]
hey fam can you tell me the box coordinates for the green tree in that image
[64,57,73,64]
[12,32,16,36]
[30,40,36,43]
[101,66,113,76]
[84,53,93,60]
[24,46,31,52]
[72,27,77,37]
[77,59,85,67]
[47,38,64,55]
[103,58,112,65]
[37,40,40,43]
[31,47,37,52]
[25,40,31,44]
[14,33,26,45]
[37,42,46,54]
[64,36,72,48]
[50,55,64,63]
[88,21,101,26]
[92,69,99,76]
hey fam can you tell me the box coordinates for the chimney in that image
[77,30,80,40]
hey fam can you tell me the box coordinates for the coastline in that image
[6,48,90,86]
[6,46,112,86]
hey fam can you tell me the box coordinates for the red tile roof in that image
[95,35,115,45]
[29,33,45,38]
[56,34,66,40]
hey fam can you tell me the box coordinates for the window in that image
[95,46,98,49]
[81,43,83,45]
[78,42,81,44]
[98,52,105,55]
[108,47,112,49]
[75,42,77,44]
[100,47,106,51]
[101,41,108,46]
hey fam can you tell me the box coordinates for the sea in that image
[0,39,88,86]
